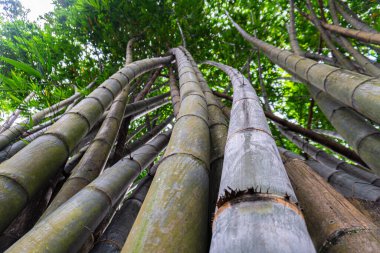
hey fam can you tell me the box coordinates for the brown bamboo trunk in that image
[282,154,380,252]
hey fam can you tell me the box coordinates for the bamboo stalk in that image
[0,56,172,233]
[279,147,380,202]
[125,38,137,65]
[278,127,380,187]
[226,13,380,125]
[0,91,35,134]
[122,48,211,252]
[287,0,304,56]
[179,47,229,215]
[90,161,161,253]
[309,86,380,175]
[6,130,171,252]
[281,153,380,252]
[204,61,315,252]
[168,66,181,118]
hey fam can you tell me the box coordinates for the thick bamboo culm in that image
[39,87,132,220]
[0,56,172,233]
[90,161,161,253]
[281,153,380,252]
[308,86,380,175]
[6,130,171,252]
[278,147,380,202]
[279,126,380,187]
[205,61,315,252]
[180,47,229,215]
[168,66,181,118]
[122,48,211,252]
[226,13,380,126]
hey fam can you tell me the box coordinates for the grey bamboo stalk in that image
[204,61,315,252]
[0,127,47,163]
[309,86,380,175]
[226,12,380,125]
[179,47,229,212]
[124,115,174,155]
[168,66,181,118]
[133,68,162,102]
[6,130,171,252]
[281,153,380,252]
[22,114,60,137]
[90,161,161,253]
[278,126,380,187]
[125,38,137,65]
[0,55,172,233]
[0,91,35,134]
[122,48,211,252]
[328,0,380,77]
[176,19,186,48]
[279,147,380,202]
[335,0,378,33]
[288,0,304,56]
[40,93,171,220]
[304,0,355,70]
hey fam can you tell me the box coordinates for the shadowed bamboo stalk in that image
[204,61,314,252]
[279,147,380,202]
[308,86,380,175]
[90,161,161,253]
[226,13,380,125]
[168,66,181,118]
[313,129,343,141]
[134,69,162,102]
[123,115,174,155]
[0,55,172,233]
[281,153,380,252]
[122,48,210,252]
[6,130,171,252]
[278,126,380,187]
[180,47,228,215]
[39,87,132,220]
[0,127,47,163]
[0,91,35,134]
[287,0,304,56]
[40,93,171,220]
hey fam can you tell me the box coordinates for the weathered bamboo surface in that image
[282,155,380,252]
[0,56,172,233]
[122,48,210,252]
[6,130,171,252]
[205,61,314,253]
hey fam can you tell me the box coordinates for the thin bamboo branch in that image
[288,0,305,56]
[125,38,137,65]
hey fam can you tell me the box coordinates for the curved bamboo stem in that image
[168,66,181,118]
[6,131,171,252]
[0,56,173,233]
[226,13,380,126]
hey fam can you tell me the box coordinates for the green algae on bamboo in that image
[204,61,315,253]
[122,48,210,253]
[0,56,173,233]
[6,130,171,253]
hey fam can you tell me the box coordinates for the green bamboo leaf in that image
[0,56,42,79]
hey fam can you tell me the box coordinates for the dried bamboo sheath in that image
[281,154,380,252]
[0,56,172,233]
[206,61,315,252]
[122,48,210,252]
[6,131,171,252]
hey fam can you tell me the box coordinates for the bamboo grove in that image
[0,0,380,252]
